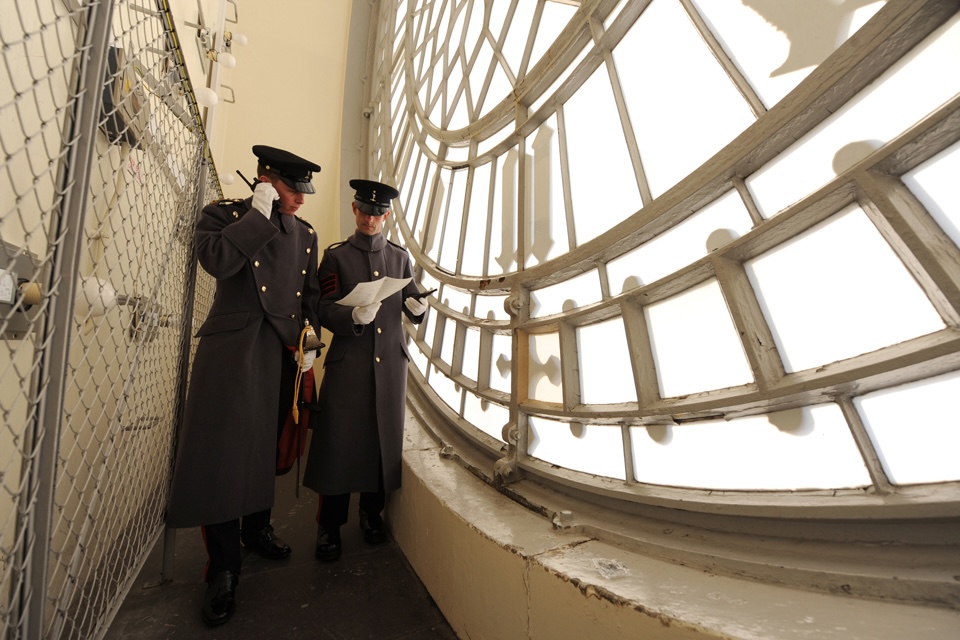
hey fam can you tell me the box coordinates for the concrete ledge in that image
[390,413,960,640]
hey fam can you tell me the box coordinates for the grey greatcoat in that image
[302,231,425,496]
[166,197,321,528]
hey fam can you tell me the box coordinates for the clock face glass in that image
[367,0,960,492]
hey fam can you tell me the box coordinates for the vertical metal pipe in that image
[21,0,117,638]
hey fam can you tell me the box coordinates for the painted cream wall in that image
[198,0,349,253]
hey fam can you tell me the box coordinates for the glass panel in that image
[438,169,467,273]
[431,366,464,413]
[614,0,756,197]
[501,0,537,76]
[440,286,472,315]
[645,279,754,397]
[475,293,509,321]
[855,370,960,485]
[490,331,512,393]
[563,66,642,245]
[529,332,562,403]
[630,404,871,489]
[746,13,960,218]
[462,325,481,382]
[439,316,457,366]
[530,269,601,318]
[902,140,960,250]
[489,150,519,275]
[578,317,637,405]
[461,162,492,275]
[464,392,509,442]
[606,190,754,294]
[744,205,945,373]
[529,417,626,480]
[689,0,887,108]
[524,114,568,267]
[528,1,577,76]
[529,40,590,115]
[409,336,430,377]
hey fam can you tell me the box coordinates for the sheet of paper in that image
[336,277,412,306]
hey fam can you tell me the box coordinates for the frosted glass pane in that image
[689,0,885,108]
[855,370,960,485]
[529,417,625,480]
[430,366,463,414]
[524,115,568,267]
[439,317,456,366]
[607,190,754,293]
[409,337,429,377]
[564,67,642,245]
[630,404,870,490]
[530,269,601,318]
[461,163,492,276]
[462,326,480,382]
[747,13,960,217]
[438,170,467,273]
[646,279,754,397]
[463,392,508,443]
[490,332,512,393]
[902,141,960,250]
[440,286,471,315]
[488,151,519,275]
[528,3,576,75]
[420,302,438,356]
[529,332,562,403]
[744,206,945,373]
[615,0,755,197]
[578,318,636,405]
[501,0,536,76]
[475,294,509,321]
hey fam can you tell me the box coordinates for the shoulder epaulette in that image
[326,240,347,250]
[387,238,406,250]
[211,197,245,206]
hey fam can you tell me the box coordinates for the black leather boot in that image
[315,525,341,561]
[201,570,238,626]
[359,510,387,544]
[241,525,292,560]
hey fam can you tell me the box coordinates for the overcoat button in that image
[261,286,267,292]
[373,270,379,277]
[254,260,260,267]
[375,357,381,363]
[306,248,311,254]
[296,292,302,297]
[377,328,382,334]
[301,270,307,275]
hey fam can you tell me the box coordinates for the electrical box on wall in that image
[1,240,46,340]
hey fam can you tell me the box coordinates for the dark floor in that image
[104,475,459,640]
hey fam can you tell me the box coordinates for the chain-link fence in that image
[1,1,217,638]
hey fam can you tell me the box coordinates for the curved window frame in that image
[361,0,960,607]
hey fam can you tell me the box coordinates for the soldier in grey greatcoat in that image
[166,146,323,626]
[302,179,428,562]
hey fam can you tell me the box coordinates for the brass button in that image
[377,328,382,334]
[296,292,302,297]
[373,270,379,277]
[261,286,267,292]
[254,260,260,267]
[290,314,296,319]
[301,270,307,275]
[375,357,381,363]
[306,248,311,254]
[232,211,238,218]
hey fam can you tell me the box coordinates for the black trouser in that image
[317,463,386,530]
[201,349,296,580]
[201,509,271,579]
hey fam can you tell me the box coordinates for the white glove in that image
[351,301,381,325]
[297,350,316,372]
[404,296,428,316]
[252,182,279,219]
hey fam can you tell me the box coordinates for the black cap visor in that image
[355,199,389,216]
